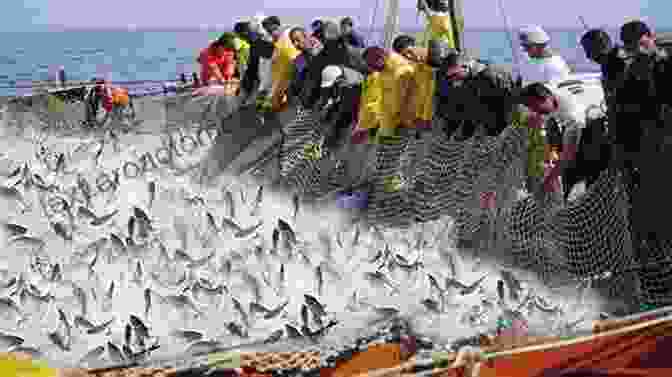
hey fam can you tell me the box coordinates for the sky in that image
[2,0,665,31]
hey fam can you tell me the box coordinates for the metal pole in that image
[496,0,520,78]
[382,0,400,50]
[448,0,464,51]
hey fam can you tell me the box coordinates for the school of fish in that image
[0,112,609,370]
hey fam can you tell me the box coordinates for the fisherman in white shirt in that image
[518,25,572,84]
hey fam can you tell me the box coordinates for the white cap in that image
[321,65,344,88]
[519,25,550,45]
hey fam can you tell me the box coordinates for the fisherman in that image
[416,0,458,48]
[197,33,237,85]
[612,20,672,309]
[516,82,590,202]
[434,49,517,141]
[269,25,301,112]
[317,65,364,150]
[287,27,322,101]
[240,16,280,108]
[233,21,253,77]
[361,46,416,141]
[518,25,571,84]
[340,17,366,48]
[299,20,368,111]
[392,34,436,131]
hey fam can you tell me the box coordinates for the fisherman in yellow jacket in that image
[392,35,435,130]
[270,27,300,112]
[362,46,416,140]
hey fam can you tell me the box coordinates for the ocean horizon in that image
[0,27,638,97]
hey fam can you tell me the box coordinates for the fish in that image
[264,329,283,344]
[250,185,263,216]
[50,263,63,282]
[57,308,72,345]
[500,270,523,302]
[226,322,248,338]
[143,289,151,318]
[74,315,95,330]
[292,194,300,220]
[131,260,144,285]
[221,217,243,234]
[363,271,400,294]
[249,302,271,315]
[315,265,324,296]
[1,222,27,238]
[170,330,204,343]
[206,212,219,234]
[129,314,150,340]
[103,281,115,310]
[368,245,391,265]
[446,275,487,296]
[76,206,97,221]
[224,190,235,219]
[264,301,289,320]
[285,324,302,339]
[231,298,250,327]
[235,220,263,238]
[133,206,152,226]
[90,209,118,226]
[271,228,280,252]
[277,220,296,245]
[304,294,327,318]
[148,181,157,208]
[186,340,222,355]
[122,344,135,360]
[0,332,24,349]
[109,233,126,254]
[124,324,133,346]
[48,332,70,351]
[9,346,43,359]
[497,280,506,303]
[87,318,116,335]
[76,175,93,207]
[79,345,105,365]
[51,222,72,241]
[0,185,29,211]
[240,272,262,303]
[300,304,310,333]
[107,341,125,363]
[421,298,441,313]
[373,307,400,318]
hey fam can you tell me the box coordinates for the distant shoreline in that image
[0,26,632,33]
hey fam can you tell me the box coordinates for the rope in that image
[0,77,196,90]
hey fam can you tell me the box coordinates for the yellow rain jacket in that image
[426,12,457,48]
[404,47,435,128]
[377,52,415,137]
[233,36,250,72]
[357,72,383,130]
[270,31,300,112]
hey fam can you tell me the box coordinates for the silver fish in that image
[170,330,204,343]
[304,294,327,318]
[363,271,400,294]
[446,275,487,296]
[124,324,133,346]
[224,190,235,219]
[79,345,105,365]
[107,341,125,363]
[500,270,523,302]
[144,288,152,317]
[226,322,248,338]
[277,220,296,245]
[497,280,506,303]
[231,298,250,327]
[285,324,302,339]
[76,175,93,207]
[186,340,222,355]
[0,185,29,211]
[51,222,72,241]
[129,314,150,339]
[250,185,263,216]
[292,193,300,220]
[206,212,220,234]
[72,285,88,317]
[87,318,116,335]
[257,300,285,320]
[109,233,126,254]
[122,344,135,360]
[235,220,263,238]
[249,302,270,315]
[1,222,27,238]
[315,265,324,296]
[132,206,152,226]
[241,272,262,303]
[74,315,95,330]
[57,308,72,344]
[0,332,24,349]
[264,329,283,344]
[271,228,280,252]
[1,298,25,323]
[221,217,243,234]
[421,298,441,313]
[131,260,144,285]
[90,210,118,226]
[148,181,157,209]
[48,332,70,351]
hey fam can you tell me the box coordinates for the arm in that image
[398,69,415,128]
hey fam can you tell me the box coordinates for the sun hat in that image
[321,65,344,88]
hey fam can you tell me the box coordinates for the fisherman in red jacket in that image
[198,33,237,86]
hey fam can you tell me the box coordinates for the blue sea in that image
[0,28,614,97]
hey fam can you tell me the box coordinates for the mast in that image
[448,0,464,51]
[382,0,401,49]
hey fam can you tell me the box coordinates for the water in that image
[0,28,616,97]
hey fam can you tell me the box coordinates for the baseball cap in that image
[519,25,551,45]
[321,65,344,87]
[620,20,651,46]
